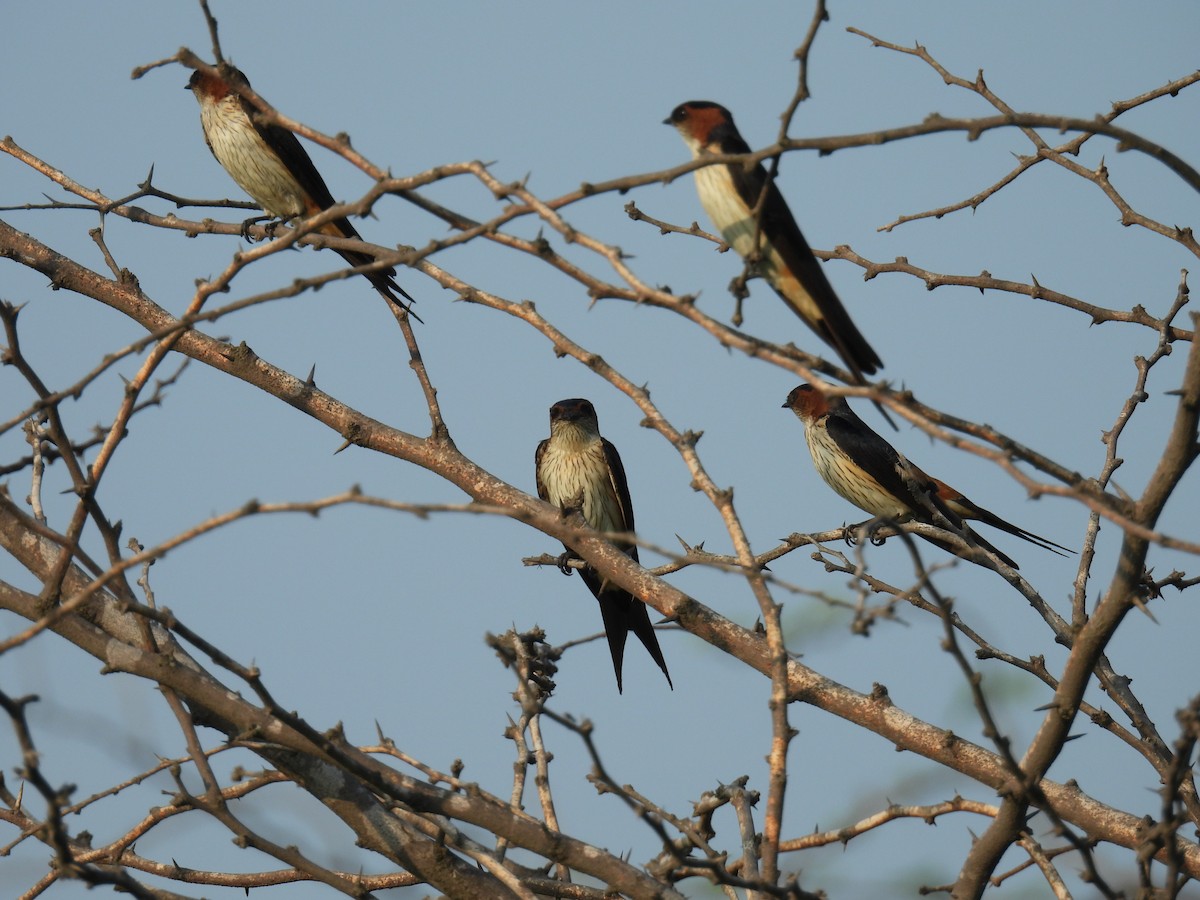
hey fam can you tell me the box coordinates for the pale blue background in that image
[1,3,1197,896]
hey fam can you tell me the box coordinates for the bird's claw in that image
[844,519,889,547]
[841,524,859,548]
[865,519,890,546]
[238,214,276,241]
[555,552,577,577]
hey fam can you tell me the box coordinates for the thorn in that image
[1130,595,1158,624]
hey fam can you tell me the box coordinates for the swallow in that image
[665,101,882,382]
[186,64,416,316]
[782,383,1071,569]
[535,398,672,692]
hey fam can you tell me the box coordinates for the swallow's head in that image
[548,399,602,443]
[185,64,250,102]
[782,383,830,423]
[549,397,599,427]
[664,101,736,154]
[187,69,218,101]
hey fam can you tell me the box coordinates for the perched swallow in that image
[782,383,1071,569]
[186,64,415,315]
[535,398,672,692]
[665,101,882,382]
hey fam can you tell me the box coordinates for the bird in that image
[665,101,882,383]
[186,64,416,317]
[535,398,672,692]
[782,383,1071,569]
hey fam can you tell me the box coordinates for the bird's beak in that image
[662,117,672,126]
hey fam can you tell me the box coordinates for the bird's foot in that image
[841,523,859,547]
[866,519,892,546]
[238,215,277,241]
[843,520,877,547]
[845,519,891,547]
[555,551,579,577]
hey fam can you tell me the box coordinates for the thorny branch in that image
[1,9,1198,899]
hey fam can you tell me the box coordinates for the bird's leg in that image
[728,270,753,328]
[844,518,893,547]
[239,214,275,241]
[843,518,881,547]
[555,551,581,577]
[552,490,589,576]
[866,518,896,546]
[262,217,290,239]
[842,522,860,547]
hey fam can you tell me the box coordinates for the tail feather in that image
[593,589,633,694]
[582,570,672,693]
[813,311,882,382]
[625,596,673,690]
[918,527,1020,571]
[962,501,1073,557]
[319,218,420,320]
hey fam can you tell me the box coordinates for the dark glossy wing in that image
[600,437,638,562]
[719,129,882,377]
[534,439,551,503]
[238,95,343,218]
[822,409,922,512]
[239,93,416,309]
[906,466,1017,568]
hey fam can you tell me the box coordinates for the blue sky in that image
[2,2,1198,896]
